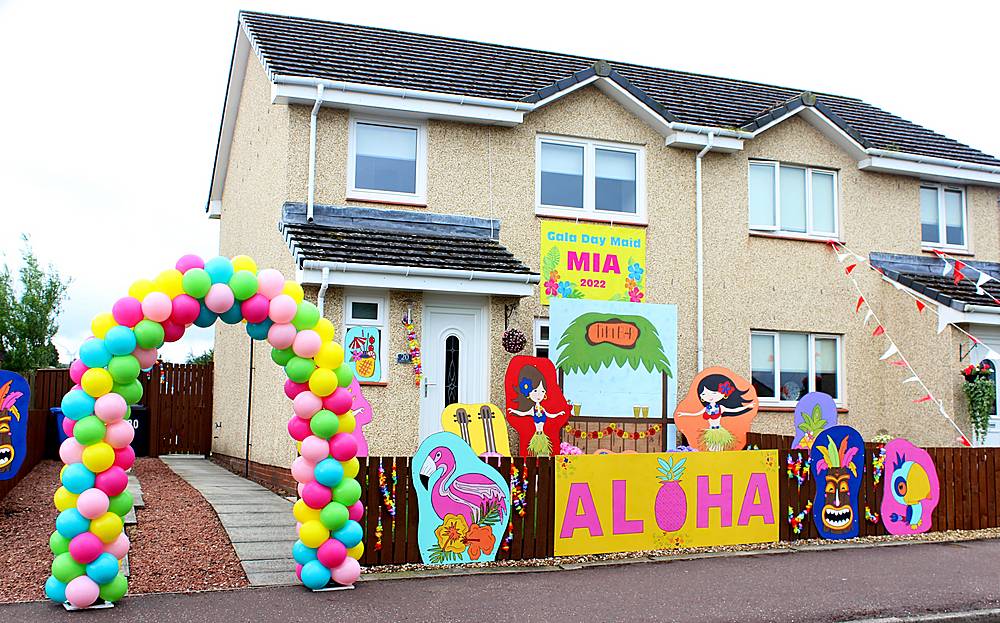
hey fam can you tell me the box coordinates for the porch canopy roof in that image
[280,202,539,297]
[872,252,1000,313]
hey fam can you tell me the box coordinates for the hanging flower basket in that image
[502,328,527,354]
[961,362,995,443]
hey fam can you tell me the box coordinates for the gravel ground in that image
[0,460,61,603]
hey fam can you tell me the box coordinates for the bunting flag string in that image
[933,249,1000,306]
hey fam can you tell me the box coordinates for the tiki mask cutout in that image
[810,425,864,539]
[0,372,29,480]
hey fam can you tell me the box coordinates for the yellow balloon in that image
[341,457,360,479]
[54,487,79,512]
[299,520,329,548]
[296,441,302,454]
[313,318,335,344]
[154,269,184,299]
[346,542,364,560]
[128,279,155,301]
[293,499,320,524]
[282,281,304,304]
[81,368,114,398]
[337,413,356,434]
[308,367,338,397]
[90,512,124,544]
[231,255,258,274]
[313,342,345,370]
[82,442,115,473]
[91,313,118,339]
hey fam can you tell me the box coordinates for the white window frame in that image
[343,289,389,383]
[750,331,843,407]
[920,183,968,251]
[347,116,428,205]
[748,160,839,238]
[533,318,550,358]
[535,134,647,225]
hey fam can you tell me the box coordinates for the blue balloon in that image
[246,319,273,340]
[45,575,67,603]
[300,559,331,590]
[193,304,217,328]
[314,458,344,488]
[61,463,95,494]
[204,256,234,285]
[86,553,119,584]
[55,508,90,539]
[79,339,112,368]
[292,540,318,565]
[104,326,137,356]
[333,520,363,548]
[61,390,95,421]
[219,302,243,325]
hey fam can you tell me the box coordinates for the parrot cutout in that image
[880,438,939,535]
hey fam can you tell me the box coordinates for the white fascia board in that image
[529,75,600,108]
[208,28,251,210]
[207,200,222,219]
[859,155,1000,187]
[300,267,536,297]
[665,131,743,153]
[593,78,674,137]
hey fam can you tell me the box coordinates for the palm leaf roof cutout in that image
[556,312,672,376]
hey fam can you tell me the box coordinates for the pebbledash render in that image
[206,10,1000,471]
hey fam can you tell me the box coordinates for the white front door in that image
[970,329,1000,446]
[418,297,489,441]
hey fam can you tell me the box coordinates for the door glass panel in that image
[444,335,460,407]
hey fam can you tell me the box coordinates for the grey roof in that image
[871,252,1000,310]
[280,203,535,275]
[241,11,1000,167]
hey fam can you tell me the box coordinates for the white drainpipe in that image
[695,132,715,370]
[306,83,325,223]
[316,267,330,316]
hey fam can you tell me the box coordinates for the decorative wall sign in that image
[540,220,647,305]
[440,403,511,457]
[880,438,939,535]
[0,371,29,480]
[346,378,373,457]
[344,326,381,382]
[674,367,758,452]
[792,392,838,450]
[554,451,778,556]
[810,425,865,539]
[504,356,571,456]
[412,432,510,564]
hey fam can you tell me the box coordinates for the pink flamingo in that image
[418,446,507,525]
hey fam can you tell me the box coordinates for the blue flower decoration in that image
[628,263,644,283]
[519,378,534,396]
[557,280,573,297]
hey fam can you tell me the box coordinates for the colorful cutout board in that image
[540,220,647,304]
[810,425,865,539]
[0,371,29,480]
[554,450,778,556]
[344,326,381,382]
[880,438,939,535]
[346,378,373,457]
[792,392,838,450]
[412,432,510,564]
[440,403,511,457]
[674,367,759,451]
[504,356,571,456]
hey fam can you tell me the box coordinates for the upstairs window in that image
[921,184,966,249]
[348,118,427,204]
[749,161,838,237]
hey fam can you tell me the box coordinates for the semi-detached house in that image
[207,11,1000,473]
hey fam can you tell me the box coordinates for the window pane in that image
[814,338,839,399]
[944,190,964,246]
[811,171,836,233]
[749,163,776,227]
[539,324,549,341]
[778,333,808,401]
[751,334,776,398]
[780,167,807,233]
[355,123,417,193]
[540,143,584,208]
[595,149,637,213]
[535,347,549,359]
[920,187,940,243]
[350,301,379,321]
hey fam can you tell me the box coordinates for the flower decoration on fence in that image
[375,517,383,551]
[559,442,583,455]
[509,464,529,517]
[379,462,397,519]
[786,452,810,489]
[501,521,514,552]
[402,312,422,387]
[872,444,887,485]
[788,501,813,534]
[564,422,662,440]
[865,506,880,524]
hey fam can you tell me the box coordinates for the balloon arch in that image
[48,254,364,608]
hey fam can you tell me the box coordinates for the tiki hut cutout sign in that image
[810,425,865,539]
[675,367,758,451]
[504,356,571,456]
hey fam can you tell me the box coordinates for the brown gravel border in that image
[0,460,61,603]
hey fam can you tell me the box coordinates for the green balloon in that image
[332,478,362,506]
[74,416,107,446]
[271,347,294,367]
[49,531,70,556]
[108,355,140,384]
[229,270,258,301]
[134,319,165,349]
[99,573,128,603]
[113,379,143,405]
[124,405,132,420]
[292,301,320,331]
[182,268,212,299]
[285,357,315,383]
[319,501,348,531]
[309,410,339,439]
[334,364,355,388]
[108,490,134,517]
[52,552,85,583]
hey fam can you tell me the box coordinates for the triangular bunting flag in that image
[879,344,899,360]
[853,254,866,263]
[845,263,857,275]
[969,335,981,345]
[942,261,953,277]
[902,376,920,384]
[872,325,885,337]
[863,309,875,326]
[976,271,993,295]
[937,305,964,334]
[836,251,851,263]
[889,360,908,367]
[953,260,966,285]
[855,296,865,313]
[913,394,933,403]
[915,300,925,313]
[957,436,972,447]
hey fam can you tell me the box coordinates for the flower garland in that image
[379,461,397,518]
[509,464,529,517]
[565,422,663,440]
[787,501,813,534]
[786,452,810,489]
[872,445,887,486]
[865,506,880,524]
[402,313,422,387]
[501,521,514,552]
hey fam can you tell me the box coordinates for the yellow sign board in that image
[439,403,510,456]
[540,220,647,305]
[554,451,778,556]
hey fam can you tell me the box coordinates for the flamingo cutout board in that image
[412,432,511,564]
[440,403,511,457]
[346,378,373,457]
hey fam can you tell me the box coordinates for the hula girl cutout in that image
[674,367,759,451]
[503,356,571,456]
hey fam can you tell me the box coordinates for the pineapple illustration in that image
[654,457,688,532]
[349,333,377,378]
[796,404,828,449]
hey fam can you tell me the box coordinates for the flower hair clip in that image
[518,378,535,397]
[717,381,734,397]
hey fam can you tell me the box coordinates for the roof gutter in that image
[965,304,1000,315]
[670,122,753,140]
[301,260,540,284]
[866,148,1000,174]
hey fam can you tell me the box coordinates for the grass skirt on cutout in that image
[528,431,552,456]
[700,426,736,451]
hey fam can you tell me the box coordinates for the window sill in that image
[921,245,973,257]
[358,381,388,387]
[346,195,428,209]
[535,208,647,227]
[749,230,841,244]
[758,403,848,414]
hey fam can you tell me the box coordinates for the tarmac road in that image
[4,539,999,623]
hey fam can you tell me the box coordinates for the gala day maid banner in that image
[540,220,647,304]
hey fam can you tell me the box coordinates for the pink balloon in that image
[317,538,346,568]
[162,320,184,343]
[256,269,284,299]
[287,416,311,442]
[133,347,158,370]
[105,420,135,449]
[291,456,315,484]
[175,254,205,273]
[105,532,130,559]
[295,563,303,582]
[284,379,309,400]
[171,294,201,325]
[77,488,110,520]
[68,532,103,564]
[114,446,135,471]
[69,359,88,385]
[112,297,144,327]
[302,481,332,509]
[329,433,358,462]
[62,416,76,437]
[292,330,322,358]
[59,438,85,465]
[95,467,128,496]
[268,295,298,324]
[94,393,127,423]
[331,557,361,586]
[141,291,172,322]
[297,483,306,498]
[267,323,297,350]
[241,294,270,324]
[323,388,353,416]
[205,283,235,314]
[293,391,323,419]
[65,575,100,609]
[347,501,364,522]
[300,435,329,463]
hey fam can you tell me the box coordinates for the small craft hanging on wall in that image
[879,438,939,535]
[673,367,759,451]
[502,328,526,354]
[344,326,381,382]
[792,392,837,450]
[504,356,571,456]
[440,403,511,457]
[810,425,865,540]
[402,310,422,387]
[0,371,29,480]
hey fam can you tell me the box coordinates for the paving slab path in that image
[159,456,296,587]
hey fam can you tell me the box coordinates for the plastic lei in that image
[786,452,810,489]
[787,501,813,534]
[402,313,422,387]
[510,464,529,517]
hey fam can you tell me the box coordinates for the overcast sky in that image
[1,0,997,363]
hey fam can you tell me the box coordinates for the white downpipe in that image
[306,83,324,223]
[316,267,330,316]
[301,260,540,284]
[695,132,715,370]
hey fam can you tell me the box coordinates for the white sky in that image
[1,0,998,363]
